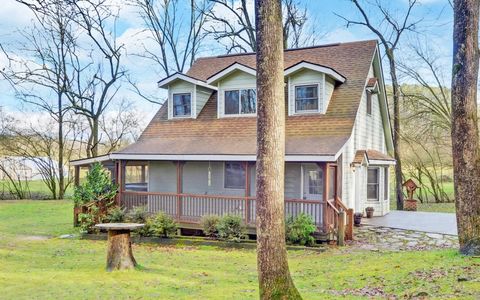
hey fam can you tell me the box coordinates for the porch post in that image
[114,160,121,206]
[74,165,80,187]
[140,165,146,183]
[323,163,329,232]
[176,161,184,221]
[244,161,250,224]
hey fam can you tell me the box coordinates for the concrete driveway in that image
[363,211,458,236]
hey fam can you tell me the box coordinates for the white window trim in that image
[219,85,257,118]
[366,90,373,117]
[292,82,323,115]
[171,91,194,119]
[223,161,246,190]
[367,167,380,201]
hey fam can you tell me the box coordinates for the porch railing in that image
[121,191,325,229]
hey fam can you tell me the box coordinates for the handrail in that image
[326,199,339,214]
[335,196,348,211]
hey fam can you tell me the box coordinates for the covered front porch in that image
[72,157,353,239]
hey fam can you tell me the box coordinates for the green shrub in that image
[73,162,117,207]
[150,212,177,238]
[201,215,220,238]
[106,206,126,223]
[78,211,96,234]
[285,213,316,246]
[216,214,246,242]
[126,206,153,236]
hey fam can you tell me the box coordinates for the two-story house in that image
[72,40,395,236]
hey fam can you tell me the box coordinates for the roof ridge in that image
[193,39,378,61]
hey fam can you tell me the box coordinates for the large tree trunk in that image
[387,50,405,210]
[90,116,99,158]
[106,229,137,271]
[451,0,480,256]
[58,94,65,200]
[255,0,301,298]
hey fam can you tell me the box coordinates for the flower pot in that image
[365,207,374,218]
[354,213,363,226]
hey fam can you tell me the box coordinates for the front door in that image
[302,164,324,201]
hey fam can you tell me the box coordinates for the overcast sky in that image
[0,0,453,125]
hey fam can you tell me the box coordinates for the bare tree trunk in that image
[387,50,405,210]
[255,0,301,298]
[58,94,65,200]
[451,0,480,256]
[91,117,99,158]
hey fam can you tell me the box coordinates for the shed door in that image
[302,164,323,201]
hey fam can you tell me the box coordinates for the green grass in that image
[390,199,456,213]
[1,201,479,299]
[0,180,74,199]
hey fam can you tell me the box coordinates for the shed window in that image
[384,167,389,200]
[172,93,191,117]
[367,168,379,200]
[225,89,256,115]
[295,84,318,112]
[366,91,372,115]
[224,162,246,189]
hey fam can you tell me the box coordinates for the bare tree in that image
[0,0,77,199]
[130,0,209,76]
[337,0,422,210]
[99,100,142,153]
[68,0,126,158]
[451,0,480,256]
[203,0,317,53]
[255,0,300,298]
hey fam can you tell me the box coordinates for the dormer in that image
[207,63,257,118]
[284,61,345,116]
[158,73,217,120]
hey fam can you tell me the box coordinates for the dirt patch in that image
[16,235,51,241]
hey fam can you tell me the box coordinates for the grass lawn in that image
[0,180,74,199]
[1,201,479,299]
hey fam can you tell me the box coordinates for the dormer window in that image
[295,84,319,113]
[224,88,256,115]
[172,93,191,117]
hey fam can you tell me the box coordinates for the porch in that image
[72,158,353,239]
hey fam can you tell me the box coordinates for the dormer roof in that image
[283,61,346,82]
[157,72,217,90]
[206,62,256,85]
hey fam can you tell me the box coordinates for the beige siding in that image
[341,63,390,215]
[195,86,213,116]
[148,161,177,193]
[287,70,325,115]
[324,77,335,112]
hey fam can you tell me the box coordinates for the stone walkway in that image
[346,225,458,252]
[362,211,457,235]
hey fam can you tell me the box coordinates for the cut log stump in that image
[95,223,144,272]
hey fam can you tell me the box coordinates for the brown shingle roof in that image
[117,40,378,158]
[366,150,395,161]
[366,77,377,88]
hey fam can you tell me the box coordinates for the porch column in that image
[244,161,250,224]
[114,161,121,206]
[323,163,329,232]
[74,165,80,187]
[176,161,184,221]
[140,165,146,183]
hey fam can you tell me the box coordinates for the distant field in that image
[0,180,73,199]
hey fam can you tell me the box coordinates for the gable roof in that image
[157,72,217,90]
[206,62,257,85]
[116,40,382,160]
[283,61,345,82]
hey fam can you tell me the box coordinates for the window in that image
[224,162,246,189]
[172,93,191,117]
[224,89,256,115]
[384,167,389,200]
[295,84,318,112]
[367,168,379,200]
[366,91,372,115]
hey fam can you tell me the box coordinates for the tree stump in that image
[95,223,144,272]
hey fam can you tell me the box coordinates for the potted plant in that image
[365,207,375,218]
[354,212,363,226]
